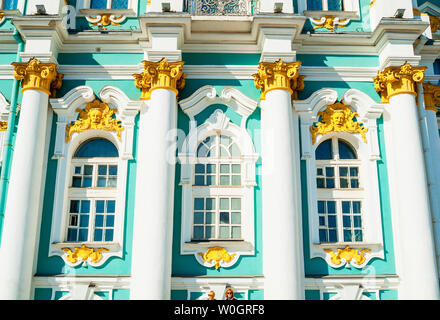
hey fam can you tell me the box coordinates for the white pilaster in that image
[383,92,440,299]
[131,88,177,299]
[0,89,50,299]
[261,89,304,299]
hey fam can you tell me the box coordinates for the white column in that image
[0,89,50,299]
[261,89,304,300]
[131,88,177,300]
[384,92,440,299]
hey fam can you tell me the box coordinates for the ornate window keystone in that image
[310,102,368,144]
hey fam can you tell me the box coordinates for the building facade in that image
[0,0,439,300]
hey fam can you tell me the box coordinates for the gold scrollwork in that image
[429,15,440,33]
[252,58,304,101]
[198,246,237,270]
[0,121,7,131]
[310,102,368,144]
[324,245,371,267]
[423,82,440,112]
[65,99,124,143]
[12,57,63,97]
[62,244,109,265]
[310,16,349,31]
[373,61,426,103]
[86,14,126,30]
[133,58,186,100]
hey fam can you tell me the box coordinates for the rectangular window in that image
[317,165,359,189]
[72,163,118,188]
[1,0,18,10]
[307,0,343,11]
[342,200,363,242]
[193,197,242,240]
[90,0,128,9]
[67,199,116,242]
[194,163,241,186]
[318,200,338,242]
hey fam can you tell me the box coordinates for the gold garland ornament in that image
[423,82,440,112]
[373,61,426,103]
[12,57,63,97]
[86,14,126,30]
[133,58,186,100]
[0,12,5,25]
[62,244,109,266]
[310,102,368,144]
[324,246,371,268]
[310,16,350,31]
[429,15,440,33]
[198,247,237,270]
[0,121,7,131]
[66,99,124,143]
[252,58,305,101]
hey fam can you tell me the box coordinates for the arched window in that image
[315,137,363,243]
[192,133,243,240]
[66,138,119,243]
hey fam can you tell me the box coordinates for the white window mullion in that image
[322,0,328,11]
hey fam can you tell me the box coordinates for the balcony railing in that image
[187,0,259,16]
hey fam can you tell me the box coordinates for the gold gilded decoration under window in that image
[133,58,186,100]
[86,14,126,30]
[0,121,7,131]
[198,246,237,270]
[252,59,304,101]
[310,102,368,144]
[0,12,5,25]
[65,99,124,143]
[62,244,109,265]
[373,61,426,103]
[12,57,63,97]
[324,245,371,267]
[310,16,350,31]
[423,82,440,112]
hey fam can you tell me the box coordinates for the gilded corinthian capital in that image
[252,59,304,100]
[133,58,186,100]
[12,57,63,97]
[423,82,440,112]
[373,62,426,103]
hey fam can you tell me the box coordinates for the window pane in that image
[351,179,359,188]
[232,226,241,239]
[220,175,230,185]
[315,139,332,160]
[95,215,104,227]
[343,216,351,228]
[107,200,116,213]
[205,226,214,238]
[343,230,352,242]
[350,167,358,177]
[70,200,80,213]
[329,229,338,242]
[98,165,107,175]
[231,175,241,186]
[3,0,18,10]
[78,229,88,241]
[97,177,107,187]
[67,229,77,242]
[319,229,328,242]
[219,226,230,238]
[340,178,349,188]
[316,178,325,188]
[194,212,204,224]
[206,212,214,224]
[327,201,336,213]
[74,138,118,158]
[220,212,229,224]
[307,0,323,10]
[106,215,115,228]
[230,143,241,157]
[220,146,229,157]
[72,177,82,188]
[193,226,204,239]
[338,140,357,159]
[328,215,337,228]
[205,198,215,210]
[325,167,334,177]
[74,166,81,174]
[342,201,350,214]
[354,230,363,242]
[82,177,92,188]
[94,229,103,242]
[318,201,325,213]
[206,175,215,186]
[112,0,128,9]
[109,165,118,175]
[96,200,105,213]
[231,212,241,224]
[339,167,348,177]
[79,215,89,228]
[231,198,241,210]
[353,201,361,213]
[105,229,114,241]
[328,0,342,10]
[81,200,90,213]
[206,164,216,173]
[326,178,335,188]
[220,198,229,210]
[91,0,107,9]
[194,198,204,210]
[353,216,362,228]
[195,164,205,174]
[194,175,204,186]
[220,164,230,173]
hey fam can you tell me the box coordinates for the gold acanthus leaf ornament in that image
[310,102,368,144]
[324,246,371,267]
[423,82,440,112]
[429,15,440,33]
[65,99,124,143]
[133,58,186,100]
[12,57,63,97]
[310,15,350,31]
[86,14,125,30]
[373,61,426,103]
[62,245,109,265]
[252,59,305,100]
[198,247,237,270]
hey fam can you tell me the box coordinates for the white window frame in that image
[299,0,360,19]
[0,93,9,165]
[49,85,141,267]
[294,88,385,269]
[316,136,364,243]
[77,0,138,16]
[178,86,259,269]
